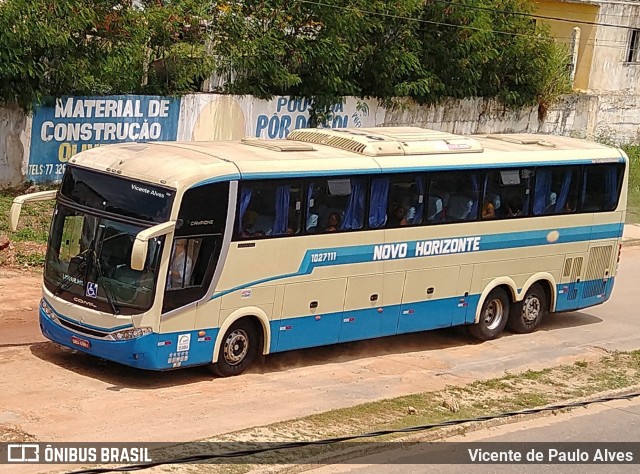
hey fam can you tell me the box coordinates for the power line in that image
[296,0,638,44]
[295,0,550,41]
[431,0,640,31]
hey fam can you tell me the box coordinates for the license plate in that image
[71,336,91,349]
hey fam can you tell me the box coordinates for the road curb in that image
[622,239,640,248]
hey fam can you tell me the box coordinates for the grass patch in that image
[0,186,55,268]
[138,350,640,473]
[624,145,640,224]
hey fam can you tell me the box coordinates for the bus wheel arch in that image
[508,279,553,334]
[470,279,516,341]
[210,309,269,376]
[519,274,556,311]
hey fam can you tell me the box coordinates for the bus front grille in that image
[56,317,109,338]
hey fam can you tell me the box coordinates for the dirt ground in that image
[1,247,639,451]
[0,268,45,346]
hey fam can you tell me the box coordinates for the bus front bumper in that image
[39,307,168,370]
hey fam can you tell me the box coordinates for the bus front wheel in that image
[210,319,258,377]
[508,283,548,334]
[469,288,510,341]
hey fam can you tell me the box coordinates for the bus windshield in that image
[44,203,164,314]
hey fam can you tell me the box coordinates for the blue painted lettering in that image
[295,115,308,129]
[276,97,288,113]
[255,115,269,136]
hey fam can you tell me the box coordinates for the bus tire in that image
[468,288,510,341]
[508,283,548,334]
[210,319,258,377]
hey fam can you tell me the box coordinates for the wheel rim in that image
[223,329,249,366]
[522,294,541,323]
[483,298,504,330]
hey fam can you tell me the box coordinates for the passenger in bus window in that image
[325,213,341,232]
[564,196,578,213]
[482,200,496,219]
[507,198,523,217]
[167,239,193,290]
[388,205,408,227]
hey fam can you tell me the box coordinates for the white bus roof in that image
[69,127,624,190]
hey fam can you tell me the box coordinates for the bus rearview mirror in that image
[131,221,176,271]
[9,190,58,232]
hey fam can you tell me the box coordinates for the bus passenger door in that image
[451,265,474,326]
[276,278,347,352]
[397,266,461,334]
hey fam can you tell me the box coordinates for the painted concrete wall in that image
[381,95,598,138]
[0,105,30,188]
[535,0,600,91]
[536,1,640,92]
[593,92,640,144]
[0,92,638,187]
[590,1,640,92]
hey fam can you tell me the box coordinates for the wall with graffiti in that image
[3,92,620,187]
[21,93,385,183]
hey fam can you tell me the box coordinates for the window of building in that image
[627,29,640,63]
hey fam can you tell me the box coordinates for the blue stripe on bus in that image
[212,223,623,300]
[372,158,626,174]
[242,169,383,180]
[189,173,242,189]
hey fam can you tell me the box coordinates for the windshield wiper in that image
[89,249,120,315]
[53,248,91,296]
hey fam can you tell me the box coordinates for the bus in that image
[10,127,628,376]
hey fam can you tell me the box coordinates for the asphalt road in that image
[304,397,640,473]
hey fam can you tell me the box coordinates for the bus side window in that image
[533,166,580,216]
[581,164,622,212]
[430,171,481,222]
[484,168,532,219]
[237,181,302,238]
[314,177,365,232]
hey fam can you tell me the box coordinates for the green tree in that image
[0,0,571,117]
[416,0,572,109]
[0,0,211,109]
[210,0,435,124]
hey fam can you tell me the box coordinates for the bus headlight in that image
[40,299,54,317]
[110,327,153,340]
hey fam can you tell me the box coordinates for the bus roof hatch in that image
[286,127,483,156]
[241,138,316,152]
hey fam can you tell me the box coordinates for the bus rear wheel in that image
[469,288,510,341]
[210,319,258,377]
[508,283,548,334]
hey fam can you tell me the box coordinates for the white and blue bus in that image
[10,127,628,375]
